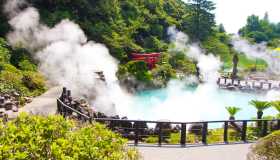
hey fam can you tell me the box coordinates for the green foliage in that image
[118,61,152,83]
[239,13,280,45]
[1,0,237,85]
[0,38,11,63]
[18,60,37,71]
[202,34,231,60]
[249,100,271,112]
[0,113,140,160]
[151,63,176,87]
[248,131,280,160]
[22,71,46,91]
[185,0,216,41]
[0,37,45,97]
[226,106,241,118]
[237,54,268,72]
[169,52,196,74]
[271,101,280,118]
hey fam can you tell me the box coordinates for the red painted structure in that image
[130,53,161,69]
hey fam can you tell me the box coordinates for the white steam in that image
[232,36,280,75]
[168,26,221,83]
[5,0,133,116]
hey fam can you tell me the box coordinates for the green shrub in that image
[18,59,37,71]
[248,130,280,160]
[22,71,46,91]
[117,61,152,83]
[0,114,140,160]
[0,38,10,63]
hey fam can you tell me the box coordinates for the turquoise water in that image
[126,83,278,122]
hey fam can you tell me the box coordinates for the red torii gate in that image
[130,52,161,69]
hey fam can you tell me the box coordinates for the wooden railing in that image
[57,98,280,146]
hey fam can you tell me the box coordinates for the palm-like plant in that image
[226,106,241,120]
[271,101,280,118]
[249,100,271,119]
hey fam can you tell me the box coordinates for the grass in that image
[143,126,264,145]
[222,53,268,72]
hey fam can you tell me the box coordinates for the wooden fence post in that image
[262,121,268,137]
[134,122,139,146]
[158,122,162,146]
[241,121,247,142]
[180,123,186,147]
[224,121,228,144]
[202,122,208,145]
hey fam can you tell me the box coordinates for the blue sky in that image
[184,0,280,33]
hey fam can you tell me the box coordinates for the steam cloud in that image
[168,26,221,83]
[4,0,133,116]
[232,36,280,76]
[4,1,278,121]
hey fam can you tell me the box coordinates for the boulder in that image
[4,101,13,110]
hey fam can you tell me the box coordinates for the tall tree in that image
[186,0,216,41]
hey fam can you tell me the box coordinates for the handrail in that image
[57,98,91,120]
[92,117,280,124]
[57,95,280,147]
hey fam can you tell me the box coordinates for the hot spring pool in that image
[118,82,279,122]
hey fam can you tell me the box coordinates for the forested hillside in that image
[0,0,265,91]
[239,13,280,47]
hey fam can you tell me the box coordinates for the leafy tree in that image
[239,13,280,44]
[0,113,139,160]
[185,0,216,41]
[271,101,280,118]
[225,106,241,120]
[218,24,226,33]
[249,100,271,119]
[117,61,152,83]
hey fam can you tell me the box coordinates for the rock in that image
[12,91,20,97]
[0,97,4,104]
[12,106,18,112]
[3,94,10,99]
[4,101,13,110]
[24,97,33,103]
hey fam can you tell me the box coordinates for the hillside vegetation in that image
[0,0,272,90]
[239,13,280,47]
[0,38,46,99]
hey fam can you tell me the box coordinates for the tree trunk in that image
[232,54,239,79]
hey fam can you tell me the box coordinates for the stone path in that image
[137,143,252,160]
[20,86,62,116]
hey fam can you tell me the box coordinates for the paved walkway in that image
[20,86,62,116]
[137,143,252,160]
